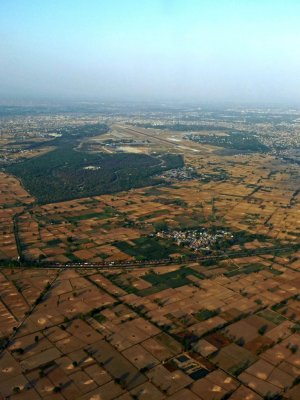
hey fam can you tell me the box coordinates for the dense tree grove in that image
[7,124,184,203]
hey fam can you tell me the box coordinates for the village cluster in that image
[155,229,233,251]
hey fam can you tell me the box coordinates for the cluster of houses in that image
[156,228,233,251]
[159,166,197,181]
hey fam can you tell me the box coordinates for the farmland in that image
[4,147,298,264]
[0,104,300,399]
[1,248,300,399]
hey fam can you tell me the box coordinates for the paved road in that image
[2,244,298,270]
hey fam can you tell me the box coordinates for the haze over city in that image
[1,0,300,104]
[2,2,300,400]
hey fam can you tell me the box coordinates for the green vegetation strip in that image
[138,267,204,296]
[114,237,183,261]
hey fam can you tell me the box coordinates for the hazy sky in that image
[1,0,300,104]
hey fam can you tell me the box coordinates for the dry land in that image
[0,107,300,399]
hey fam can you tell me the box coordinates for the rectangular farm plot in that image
[210,343,258,376]
[85,340,147,390]
[114,236,184,261]
[137,267,204,296]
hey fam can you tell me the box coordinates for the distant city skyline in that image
[1,0,300,105]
